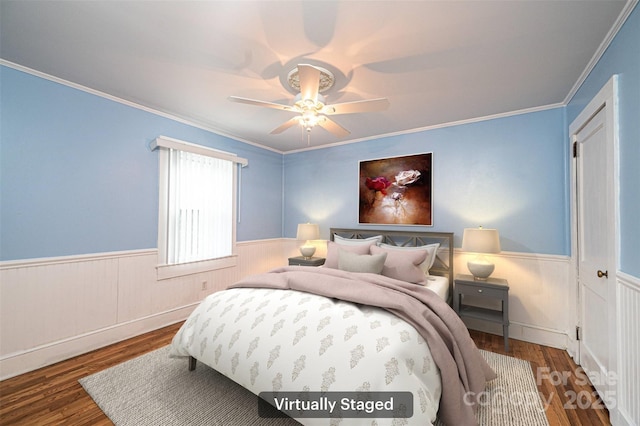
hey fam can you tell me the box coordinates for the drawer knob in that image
[478,289,483,293]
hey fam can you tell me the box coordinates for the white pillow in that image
[378,243,440,275]
[333,234,384,246]
[338,249,387,274]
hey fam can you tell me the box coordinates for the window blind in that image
[167,149,233,264]
[151,136,248,273]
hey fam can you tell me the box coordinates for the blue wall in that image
[2,5,637,270]
[284,108,568,255]
[0,66,581,261]
[0,66,283,261]
[566,5,639,277]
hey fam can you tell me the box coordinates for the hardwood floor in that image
[468,330,610,426]
[0,323,610,425]
[0,323,182,426]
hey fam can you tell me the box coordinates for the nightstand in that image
[454,274,510,351]
[288,256,325,267]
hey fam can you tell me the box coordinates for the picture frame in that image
[358,153,432,226]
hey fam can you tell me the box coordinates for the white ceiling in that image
[0,1,631,153]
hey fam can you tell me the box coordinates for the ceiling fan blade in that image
[297,64,321,102]
[322,98,390,115]
[270,117,301,134]
[228,96,295,112]
[317,116,350,138]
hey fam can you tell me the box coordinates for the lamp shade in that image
[462,227,500,280]
[462,228,501,254]
[296,223,319,258]
[296,223,319,241]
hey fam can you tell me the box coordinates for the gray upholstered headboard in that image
[330,228,454,301]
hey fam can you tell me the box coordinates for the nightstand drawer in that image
[455,284,506,300]
[288,256,325,267]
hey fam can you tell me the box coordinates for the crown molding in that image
[563,0,638,105]
[0,59,285,155]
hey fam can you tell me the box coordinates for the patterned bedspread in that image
[170,286,442,425]
[171,266,495,425]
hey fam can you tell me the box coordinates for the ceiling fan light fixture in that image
[299,110,321,131]
[294,93,325,112]
[230,63,388,140]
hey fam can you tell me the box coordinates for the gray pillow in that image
[337,248,387,274]
[324,240,378,269]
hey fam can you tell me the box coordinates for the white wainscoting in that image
[454,250,572,350]
[1,240,572,380]
[615,272,640,426]
[0,239,299,380]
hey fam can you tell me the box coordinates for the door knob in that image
[597,270,608,278]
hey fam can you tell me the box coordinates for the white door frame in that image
[568,75,621,420]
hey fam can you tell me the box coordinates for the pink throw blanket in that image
[230,266,496,426]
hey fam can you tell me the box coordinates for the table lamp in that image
[462,227,501,280]
[296,223,319,258]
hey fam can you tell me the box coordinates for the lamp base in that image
[467,260,495,280]
[299,245,316,259]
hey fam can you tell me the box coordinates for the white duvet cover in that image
[170,286,442,425]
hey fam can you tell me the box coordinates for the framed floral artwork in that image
[359,153,432,225]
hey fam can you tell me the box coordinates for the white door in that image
[575,105,616,401]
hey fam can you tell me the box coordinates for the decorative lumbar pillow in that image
[333,234,384,246]
[378,243,440,275]
[371,245,429,283]
[324,240,378,269]
[337,248,387,274]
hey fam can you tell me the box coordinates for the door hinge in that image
[573,141,578,158]
[576,326,581,341]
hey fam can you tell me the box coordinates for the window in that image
[151,136,248,279]
[166,149,232,264]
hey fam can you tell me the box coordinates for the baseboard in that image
[462,317,568,350]
[0,303,197,381]
[509,321,568,349]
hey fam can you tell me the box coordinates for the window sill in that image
[156,255,237,280]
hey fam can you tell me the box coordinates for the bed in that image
[329,228,454,303]
[169,228,495,425]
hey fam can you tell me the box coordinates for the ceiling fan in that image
[228,64,389,138]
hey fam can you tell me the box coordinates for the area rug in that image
[80,346,549,425]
